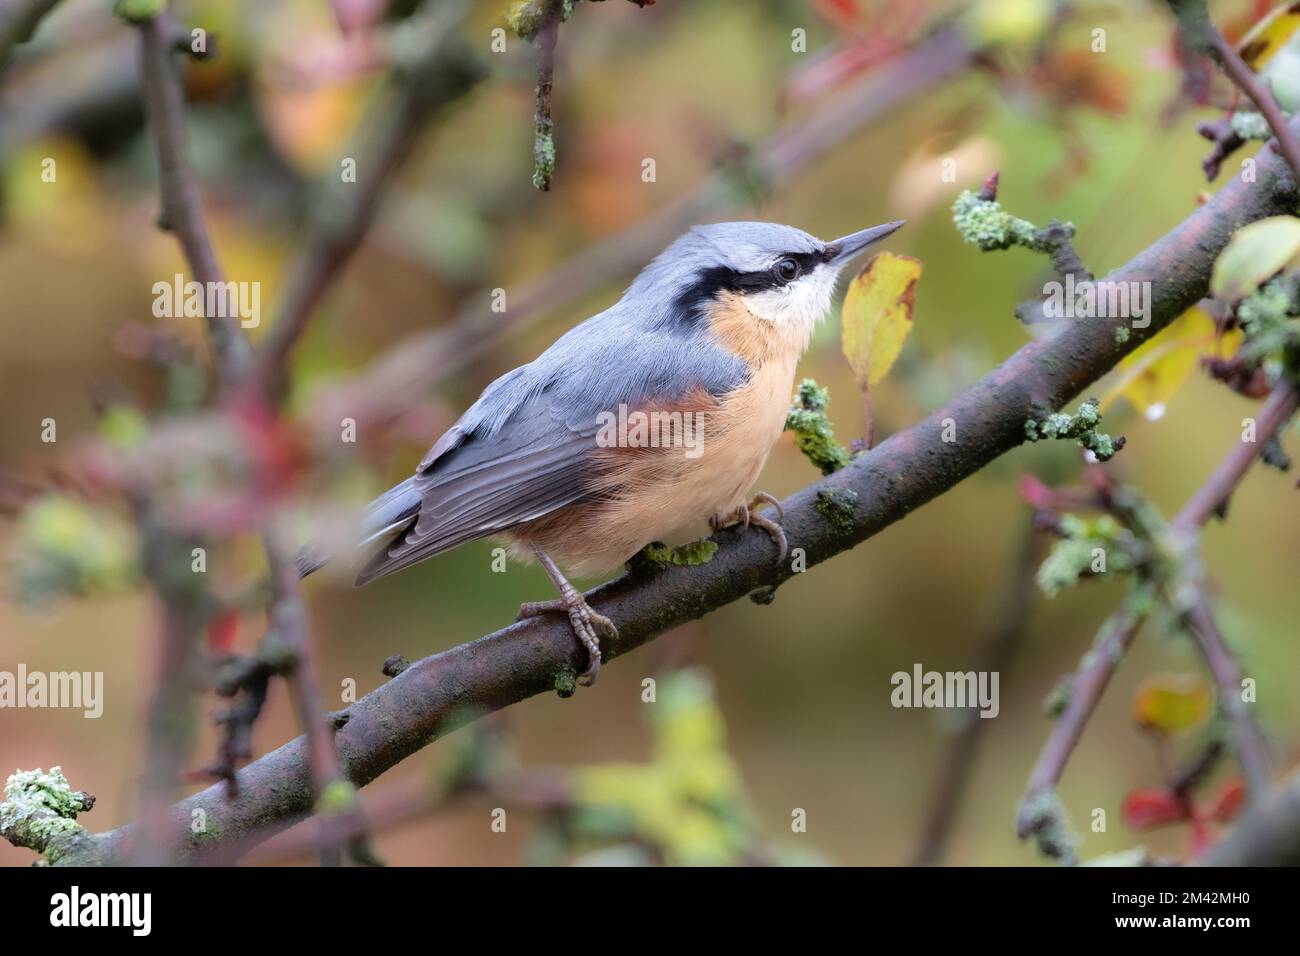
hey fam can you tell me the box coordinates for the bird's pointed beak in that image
[827,220,905,266]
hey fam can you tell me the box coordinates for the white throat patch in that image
[740,263,841,351]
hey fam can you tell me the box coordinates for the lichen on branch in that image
[952,174,1091,290]
[785,379,850,475]
[952,188,1051,252]
[1024,398,1125,461]
[0,767,95,858]
[1035,514,1137,597]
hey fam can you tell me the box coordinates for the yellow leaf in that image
[1133,673,1212,737]
[840,251,922,392]
[1103,305,1238,420]
[1237,4,1300,73]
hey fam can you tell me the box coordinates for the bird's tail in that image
[295,477,421,580]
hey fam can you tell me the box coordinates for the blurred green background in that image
[0,0,1296,865]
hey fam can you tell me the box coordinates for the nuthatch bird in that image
[309,219,904,684]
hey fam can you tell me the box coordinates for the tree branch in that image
[56,126,1300,864]
[1174,381,1300,527]
[132,7,364,863]
[1202,770,1300,865]
[1016,379,1298,849]
[137,14,252,379]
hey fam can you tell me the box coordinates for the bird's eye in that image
[774,257,800,282]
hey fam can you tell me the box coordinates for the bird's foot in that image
[517,589,618,686]
[711,492,788,565]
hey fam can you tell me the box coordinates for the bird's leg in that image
[515,546,617,686]
[710,492,788,565]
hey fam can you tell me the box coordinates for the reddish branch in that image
[1013,1,1300,856]
[1017,380,1297,844]
[1169,0,1300,184]
[53,125,1300,864]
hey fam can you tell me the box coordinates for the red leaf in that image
[1209,778,1246,823]
[1122,788,1190,830]
[207,610,239,655]
[1017,474,1055,509]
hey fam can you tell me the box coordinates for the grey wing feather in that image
[355,298,749,586]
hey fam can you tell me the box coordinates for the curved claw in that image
[711,492,790,566]
[748,492,784,524]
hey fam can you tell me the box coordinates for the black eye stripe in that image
[669,248,833,327]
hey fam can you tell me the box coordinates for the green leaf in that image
[1210,216,1300,302]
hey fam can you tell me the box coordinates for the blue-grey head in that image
[624,219,905,345]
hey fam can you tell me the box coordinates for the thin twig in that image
[1016,585,1153,840]
[529,3,560,190]
[1167,0,1300,187]
[137,16,251,380]
[256,1,481,392]
[134,9,363,864]
[1184,597,1271,794]
[1173,381,1300,528]
[1211,35,1300,187]
[1019,380,1298,835]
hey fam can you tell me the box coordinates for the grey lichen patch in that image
[553,663,578,699]
[1230,110,1270,141]
[1036,513,1136,596]
[640,539,719,569]
[1024,398,1125,462]
[814,487,858,535]
[1235,274,1300,364]
[785,379,851,476]
[0,767,95,854]
[952,189,1060,252]
[531,127,556,191]
[1113,326,1131,346]
[1042,673,1073,717]
[1017,787,1080,865]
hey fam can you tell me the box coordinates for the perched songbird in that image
[308,219,903,685]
